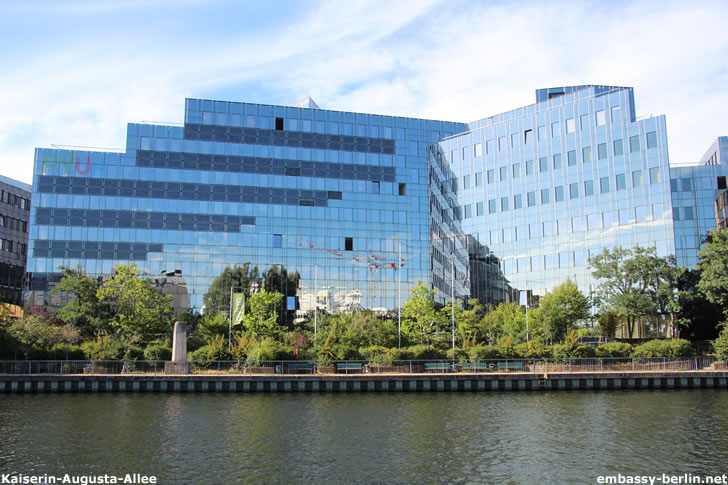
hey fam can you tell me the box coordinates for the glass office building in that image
[27,98,466,313]
[25,86,728,313]
[0,175,31,306]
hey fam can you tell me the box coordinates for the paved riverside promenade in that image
[2,370,728,393]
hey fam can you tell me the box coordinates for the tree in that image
[242,289,284,337]
[402,281,445,344]
[203,263,260,317]
[96,264,173,344]
[51,265,109,337]
[538,279,591,342]
[262,265,300,327]
[7,315,79,359]
[589,246,661,339]
[697,228,728,317]
[479,302,528,344]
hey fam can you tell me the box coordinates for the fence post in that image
[154,361,157,376]
[28,361,32,376]
[545,359,548,374]
[409,360,412,374]
[217,361,221,375]
[600,359,603,372]
[695,357,698,370]
[632,359,635,372]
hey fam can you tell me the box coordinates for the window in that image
[464,204,471,219]
[611,106,621,122]
[553,153,562,169]
[273,234,282,248]
[681,178,692,192]
[512,163,520,178]
[345,237,353,251]
[614,139,624,156]
[488,199,497,214]
[511,133,519,147]
[527,191,536,207]
[476,202,483,216]
[598,143,607,160]
[513,194,522,209]
[475,172,482,187]
[718,176,727,190]
[616,173,626,190]
[525,160,534,175]
[474,143,483,157]
[551,121,561,137]
[566,118,575,133]
[500,166,508,181]
[670,179,679,192]
[646,131,657,149]
[570,182,579,199]
[541,188,550,204]
[463,175,470,190]
[567,150,576,166]
[584,179,594,197]
[582,146,592,163]
[524,129,532,144]
[498,136,505,150]
[539,157,548,172]
[632,170,643,187]
[399,183,407,195]
[462,147,467,160]
[451,179,458,193]
[275,117,284,130]
[580,114,590,130]
[538,125,546,140]
[683,207,694,220]
[487,169,495,184]
[371,181,380,194]
[600,177,610,193]
[486,140,492,154]
[596,110,606,126]
[501,197,509,211]
[629,135,640,153]
[555,185,564,202]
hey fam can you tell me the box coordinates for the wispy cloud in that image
[0,0,726,184]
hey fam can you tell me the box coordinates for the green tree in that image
[52,265,109,337]
[697,228,728,317]
[402,281,446,344]
[242,289,284,337]
[538,279,591,342]
[589,246,660,339]
[7,315,79,359]
[262,264,300,327]
[96,264,173,344]
[203,263,260,318]
[713,325,728,359]
[479,302,528,344]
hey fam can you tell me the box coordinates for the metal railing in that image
[0,357,721,376]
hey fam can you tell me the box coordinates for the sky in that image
[1,0,726,185]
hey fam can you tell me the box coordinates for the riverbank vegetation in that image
[4,228,728,361]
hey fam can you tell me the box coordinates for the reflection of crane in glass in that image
[299,239,404,309]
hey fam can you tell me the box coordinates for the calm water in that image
[1,391,727,484]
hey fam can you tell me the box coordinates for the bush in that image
[247,338,292,362]
[496,337,518,358]
[446,347,469,361]
[50,344,86,360]
[144,342,172,361]
[468,345,500,360]
[514,341,550,359]
[595,342,632,358]
[714,327,728,359]
[631,339,693,358]
[385,348,413,361]
[360,345,390,361]
[407,344,445,360]
[81,336,125,360]
[188,345,210,362]
[122,345,145,360]
[551,342,596,359]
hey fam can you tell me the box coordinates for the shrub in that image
[144,342,172,361]
[631,339,665,358]
[385,348,413,361]
[664,339,694,358]
[188,345,210,362]
[496,336,518,358]
[50,344,86,360]
[630,339,694,358]
[468,345,500,360]
[595,342,632,358]
[514,341,550,359]
[247,338,292,362]
[407,344,445,360]
[122,345,145,361]
[360,345,390,361]
[714,326,728,359]
[81,336,125,360]
[446,347,469,361]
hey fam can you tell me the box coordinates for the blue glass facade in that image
[27,99,466,313]
[25,88,728,313]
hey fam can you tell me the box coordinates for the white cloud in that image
[1,0,726,184]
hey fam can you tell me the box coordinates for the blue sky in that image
[1,0,727,184]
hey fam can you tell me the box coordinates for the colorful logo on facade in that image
[41,151,92,176]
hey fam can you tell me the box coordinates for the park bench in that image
[336,362,363,374]
[283,363,314,374]
[424,362,452,373]
[496,361,525,371]
[460,362,493,372]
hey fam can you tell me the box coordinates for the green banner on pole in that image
[231,293,245,326]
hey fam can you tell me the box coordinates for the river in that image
[1,391,726,484]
